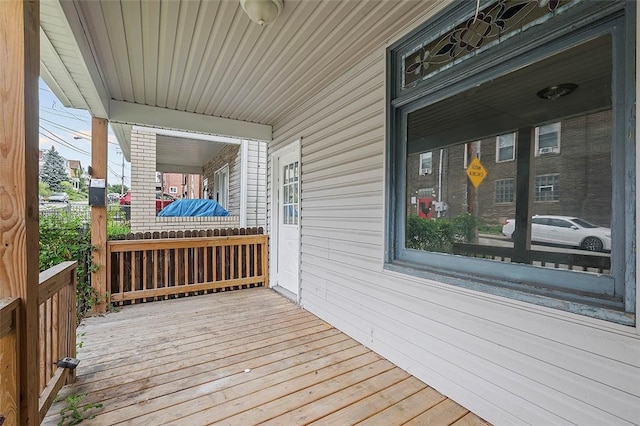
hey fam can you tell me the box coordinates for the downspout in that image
[240,140,249,227]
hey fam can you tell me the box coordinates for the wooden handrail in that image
[107,235,267,252]
[38,261,77,304]
[452,243,611,271]
[0,297,19,338]
[37,262,77,422]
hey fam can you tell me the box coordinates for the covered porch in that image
[42,289,488,425]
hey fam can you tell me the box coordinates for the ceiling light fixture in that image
[537,83,578,100]
[240,0,283,26]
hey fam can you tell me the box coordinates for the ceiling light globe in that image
[240,0,283,26]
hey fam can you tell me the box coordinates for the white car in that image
[48,192,69,203]
[502,215,611,252]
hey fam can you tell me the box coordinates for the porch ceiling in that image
[39,0,448,157]
[156,134,230,174]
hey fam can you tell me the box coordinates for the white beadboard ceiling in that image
[40,0,448,159]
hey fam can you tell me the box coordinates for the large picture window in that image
[387,1,635,324]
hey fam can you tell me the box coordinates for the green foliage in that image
[406,213,479,253]
[39,180,52,197]
[39,211,97,318]
[477,223,503,235]
[41,146,68,192]
[59,181,87,201]
[452,213,480,243]
[107,183,128,194]
[107,206,130,238]
[58,393,103,425]
[39,206,129,319]
[406,215,455,252]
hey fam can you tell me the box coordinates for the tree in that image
[40,146,68,192]
[108,183,128,194]
[39,180,52,197]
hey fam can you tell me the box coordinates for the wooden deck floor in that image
[43,289,489,425]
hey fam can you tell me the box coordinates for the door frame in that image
[269,139,301,302]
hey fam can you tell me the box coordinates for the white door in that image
[274,147,300,296]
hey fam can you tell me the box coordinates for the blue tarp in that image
[158,199,230,217]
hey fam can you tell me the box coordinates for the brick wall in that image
[129,128,240,232]
[406,110,613,226]
[203,144,241,214]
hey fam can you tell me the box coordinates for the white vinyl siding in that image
[246,141,267,227]
[268,38,640,426]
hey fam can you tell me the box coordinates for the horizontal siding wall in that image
[246,140,266,227]
[270,9,640,426]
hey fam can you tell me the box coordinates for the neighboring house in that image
[24,1,639,424]
[203,140,267,227]
[66,159,84,191]
[127,127,266,233]
[407,110,612,227]
[38,149,85,191]
[158,172,202,199]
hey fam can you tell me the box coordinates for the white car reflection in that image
[502,215,611,252]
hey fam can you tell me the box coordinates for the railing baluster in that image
[105,229,268,302]
[39,303,45,391]
[36,262,78,420]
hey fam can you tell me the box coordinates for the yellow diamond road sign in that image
[466,156,487,188]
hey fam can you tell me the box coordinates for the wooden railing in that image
[107,228,269,304]
[452,243,611,274]
[0,297,20,425]
[38,261,77,423]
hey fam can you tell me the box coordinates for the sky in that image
[39,79,131,188]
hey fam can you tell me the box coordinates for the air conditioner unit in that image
[420,167,432,175]
[538,147,558,155]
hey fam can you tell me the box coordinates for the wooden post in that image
[0,0,40,423]
[513,127,534,264]
[91,117,108,312]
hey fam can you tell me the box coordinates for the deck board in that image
[43,289,489,425]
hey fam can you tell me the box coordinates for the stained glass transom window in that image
[403,0,572,89]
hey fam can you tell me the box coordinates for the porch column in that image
[0,0,40,424]
[91,117,108,313]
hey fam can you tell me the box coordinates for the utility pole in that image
[120,151,125,196]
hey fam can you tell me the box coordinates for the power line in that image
[40,127,91,156]
[40,126,128,171]
[41,106,91,124]
[40,117,118,145]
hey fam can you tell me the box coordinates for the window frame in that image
[495,178,515,204]
[214,164,230,209]
[419,152,433,175]
[168,186,178,194]
[534,174,560,202]
[385,0,635,324]
[496,133,516,163]
[535,122,562,156]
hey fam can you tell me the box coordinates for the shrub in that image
[39,211,96,317]
[406,213,479,253]
[39,206,130,318]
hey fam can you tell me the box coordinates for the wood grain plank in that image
[0,4,41,421]
[356,386,446,425]
[404,398,470,426]
[0,299,20,425]
[453,412,492,426]
[263,365,413,425]
[41,291,485,426]
[91,117,108,313]
[82,335,359,424]
[306,377,427,425]
[140,352,382,425]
